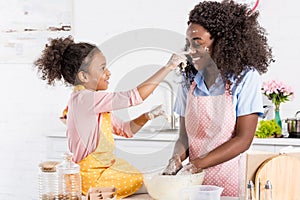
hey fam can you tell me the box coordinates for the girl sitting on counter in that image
[34,36,186,198]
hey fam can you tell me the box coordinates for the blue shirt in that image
[174,68,263,118]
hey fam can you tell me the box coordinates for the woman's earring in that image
[204,47,209,52]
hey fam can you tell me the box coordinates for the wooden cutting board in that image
[255,154,300,200]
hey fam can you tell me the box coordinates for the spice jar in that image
[38,161,60,200]
[56,153,82,200]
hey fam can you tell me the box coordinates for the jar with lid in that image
[38,161,60,200]
[56,153,82,200]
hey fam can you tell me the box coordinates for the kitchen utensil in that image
[180,185,223,200]
[255,155,300,200]
[143,170,205,200]
[264,180,273,200]
[246,180,256,200]
[284,111,300,138]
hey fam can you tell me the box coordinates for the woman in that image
[34,36,186,198]
[162,0,273,197]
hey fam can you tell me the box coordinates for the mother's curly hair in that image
[185,0,273,84]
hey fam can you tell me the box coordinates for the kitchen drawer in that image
[251,138,300,153]
[251,144,275,152]
[114,139,175,174]
[45,135,176,173]
[46,136,68,160]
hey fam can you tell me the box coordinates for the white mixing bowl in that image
[143,171,205,200]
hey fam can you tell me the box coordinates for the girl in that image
[34,36,186,198]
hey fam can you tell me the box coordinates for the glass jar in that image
[38,161,60,200]
[56,153,82,200]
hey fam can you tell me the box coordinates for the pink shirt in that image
[66,88,143,162]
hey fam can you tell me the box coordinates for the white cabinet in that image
[251,138,300,152]
[46,136,68,160]
[46,133,300,166]
[45,132,178,172]
[114,136,176,173]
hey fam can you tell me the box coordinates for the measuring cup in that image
[180,185,224,200]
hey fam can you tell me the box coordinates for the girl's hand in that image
[146,104,166,120]
[112,126,133,138]
[165,53,187,71]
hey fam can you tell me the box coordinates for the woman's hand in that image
[165,53,187,71]
[177,163,202,175]
[162,154,183,175]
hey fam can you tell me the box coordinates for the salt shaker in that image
[246,180,256,200]
[56,153,82,200]
[264,180,273,200]
[38,161,60,200]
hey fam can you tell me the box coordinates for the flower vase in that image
[275,109,282,130]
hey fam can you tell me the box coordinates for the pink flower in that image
[262,79,294,110]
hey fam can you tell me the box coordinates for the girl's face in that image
[186,23,214,71]
[84,51,111,91]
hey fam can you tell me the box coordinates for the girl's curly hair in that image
[34,36,98,85]
[184,0,273,85]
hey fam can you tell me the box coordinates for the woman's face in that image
[186,23,214,71]
[85,51,111,91]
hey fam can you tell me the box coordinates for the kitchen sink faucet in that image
[161,80,177,130]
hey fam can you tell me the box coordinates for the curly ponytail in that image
[34,36,97,85]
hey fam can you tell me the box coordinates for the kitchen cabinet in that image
[46,131,178,173]
[46,132,300,162]
[114,132,177,173]
[251,138,300,152]
[45,131,178,171]
[46,135,68,161]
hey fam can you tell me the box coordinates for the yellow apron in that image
[78,112,143,198]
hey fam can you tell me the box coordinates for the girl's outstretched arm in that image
[137,54,186,100]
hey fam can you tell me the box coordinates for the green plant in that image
[255,119,281,138]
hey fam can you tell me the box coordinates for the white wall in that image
[258,0,300,118]
[1,0,300,199]
[72,0,300,119]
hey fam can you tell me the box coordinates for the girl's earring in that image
[204,47,209,52]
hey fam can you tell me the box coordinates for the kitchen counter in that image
[252,137,300,145]
[46,131,300,161]
[81,193,238,199]
[122,193,238,199]
[47,130,299,145]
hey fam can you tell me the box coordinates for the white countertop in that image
[252,137,300,146]
[124,194,238,200]
[47,129,300,145]
[83,193,238,200]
